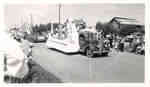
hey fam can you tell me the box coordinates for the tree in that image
[74,19,87,29]
[96,21,104,32]
[46,23,51,32]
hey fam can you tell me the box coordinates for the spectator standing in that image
[0,31,29,83]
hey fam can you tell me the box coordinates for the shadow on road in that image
[90,54,110,58]
[4,59,62,83]
[48,48,111,58]
[27,59,62,83]
[48,48,79,55]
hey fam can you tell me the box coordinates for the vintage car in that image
[123,36,134,52]
[25,32,48,43]
[9,28,25,42]
[135,42,145,55]
[123,33,144,53]
[78,27,110,57]
[13,31,25,41]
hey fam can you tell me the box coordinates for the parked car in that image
[25,32,48,43]
[11,30,25,42]
[123,33,145,54]
[123,36,134,52]
[135,43,145,55]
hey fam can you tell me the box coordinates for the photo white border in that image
[0,0,149,87]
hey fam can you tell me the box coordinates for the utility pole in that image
[59,4,61,24]
[30,14,33,28]
[30,14,33,33]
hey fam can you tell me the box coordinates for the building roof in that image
[110,17,143,25]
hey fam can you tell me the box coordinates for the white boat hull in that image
[46,35,80,53]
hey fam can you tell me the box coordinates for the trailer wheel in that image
[85,47,94,58]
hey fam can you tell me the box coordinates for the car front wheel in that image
[86,47,94,58]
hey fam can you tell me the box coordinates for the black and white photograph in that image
[2,3,145,83]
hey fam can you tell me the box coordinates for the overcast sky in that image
[5,4,144,28]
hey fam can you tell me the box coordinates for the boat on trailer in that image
[46,19,80,53]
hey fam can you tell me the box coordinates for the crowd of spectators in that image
[104,32,145,55]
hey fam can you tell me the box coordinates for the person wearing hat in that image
[1,30,29,83]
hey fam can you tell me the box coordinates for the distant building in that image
[109,17,144,36]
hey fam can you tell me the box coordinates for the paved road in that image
[31,44,144,83]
